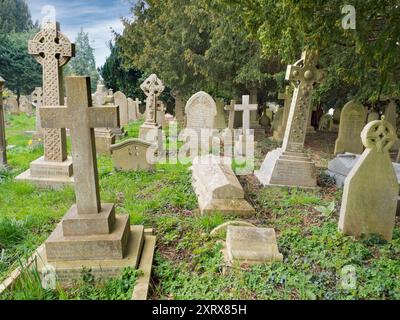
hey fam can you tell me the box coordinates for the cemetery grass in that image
[0,114,399,300]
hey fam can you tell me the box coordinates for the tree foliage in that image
[0,0,33,33]
[68,29,99,92]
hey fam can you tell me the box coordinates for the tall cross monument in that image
[256,50,325,187]
[35,77,149,284]
[16,21,75,187]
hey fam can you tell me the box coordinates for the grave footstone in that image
[35,76,154,284]
[334,100,366,155]
[225,226,283,265]
[255,50,325,188]
[191,155,255,216]
[111,139,157,171]
[16,21,75,188]
[338,119,398,241]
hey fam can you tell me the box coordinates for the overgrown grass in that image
[1,114,399,300]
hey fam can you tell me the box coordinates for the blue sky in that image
[28,0,135,67]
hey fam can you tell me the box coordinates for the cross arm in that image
[39,106,70,129]
[89,106,120,128]
[285,65,302,82]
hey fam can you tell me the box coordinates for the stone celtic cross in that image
[235,95,258,132]
[362,117,397,153]
[282,50,325,153]
[29,21,75,162]
[40,77,120,215]
[140,74,165,125]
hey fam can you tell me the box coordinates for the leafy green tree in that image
[0,0,33,33]
[0,31,42,97]
[99,42,143,98]
[69,29,99,92]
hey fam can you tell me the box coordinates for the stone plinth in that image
[95,128,116,155]
[255,148,317,188]
[36,225,145,286]
[191,155,255,216]
[226,226,283,265]
[16,156,74,188]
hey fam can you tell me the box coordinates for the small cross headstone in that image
[339,118,398,241]
[235,95,257,133]
[334,100,366,155]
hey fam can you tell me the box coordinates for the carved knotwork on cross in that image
[282,50,325,153]
[140,74,165,124]
[362,118,398,153]
[29,21,75,162]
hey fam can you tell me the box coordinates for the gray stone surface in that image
[226,226,283,264]
[0,77,7,168]
[191,155,255,216]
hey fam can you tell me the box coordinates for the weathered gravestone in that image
[114,91,129,126]
[214,98,227,130]
[19,95,33,116]
[367,110,380,123]
[127,98,138,122]
[184,91,217,155]
[139,74,164,150]
[31,87,44,138]
[156,101,166,127]
[0,77,7,169]
[191,155,255,216]
[92,80,108,107]
[6,97,19,115]
[334,100,366,155]
[338,119,398,241]
[331,108,341,132]
[318,113,333,131]
[225,226,283,265]
[35,76,154,284]
[273,87,292,141]
[94,128,116,155]
[271,108,283,134]
[111,139,157,172]
[255,50,325,188]
[171,90,185,126]
[16,21,75,188]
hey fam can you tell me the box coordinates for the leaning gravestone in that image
[35,76,154,284]
[225,226,283,265]
[255,50,325,188]
[110,139,157,171]
[114,91,129,126]
[191,155,255,216]
[334,100,366,155]
[31,87,44,138]
[339,119,398,241]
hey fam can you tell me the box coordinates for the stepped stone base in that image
[46,213,131,262]
[16,156,74,188]
[35,225,146,286]
[255,148,317,188]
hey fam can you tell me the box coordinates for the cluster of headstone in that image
[1,20,398,291]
